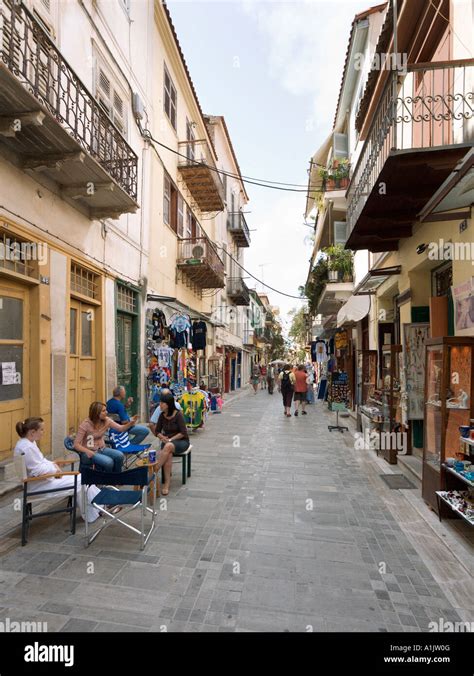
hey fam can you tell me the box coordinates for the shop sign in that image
[335,330,348,350]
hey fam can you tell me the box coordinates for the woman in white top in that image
[13,417,100,523]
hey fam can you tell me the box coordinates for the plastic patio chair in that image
[161,444,193,487]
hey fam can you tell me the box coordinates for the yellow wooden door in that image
[0,281,29,461]
[68,299,97,434]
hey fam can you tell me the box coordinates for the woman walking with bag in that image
[279,364,295,417]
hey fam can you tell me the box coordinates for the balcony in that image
[346,60,474,252]
[0,0,138,219]
[227,211,250,247]
[178,139,225,212]
[227,276,250,305]
[243,329,255,346]
[176,237,225,289]
[316,276,354,318]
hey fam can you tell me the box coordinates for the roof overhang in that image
[353,265,401,295]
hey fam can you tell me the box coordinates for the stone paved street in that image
[0,390,471,632]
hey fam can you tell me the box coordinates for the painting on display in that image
[403,323,430,420]
[452,277,474,331]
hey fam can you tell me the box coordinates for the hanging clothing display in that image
[152,310,167,342]
[157,346,174,368]
[179,390,207,429]
[169,313,192,349]
[192,320,207,350]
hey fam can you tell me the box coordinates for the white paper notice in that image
[1,362,16,385]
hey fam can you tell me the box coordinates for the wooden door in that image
[116,312,137,415]
[0,281,29,461]
[68,299,97,434]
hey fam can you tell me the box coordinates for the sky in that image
[168,0,373,331]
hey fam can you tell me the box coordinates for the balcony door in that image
[68,299,97,434]
[412,28,451,149]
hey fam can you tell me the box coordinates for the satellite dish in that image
[192,245,204,258]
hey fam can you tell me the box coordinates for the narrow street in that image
[0,390,470,633]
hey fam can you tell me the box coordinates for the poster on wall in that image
[452,277,474,331]
[403,323,430,420]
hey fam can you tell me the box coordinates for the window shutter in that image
[334,221,348,245]
[333,132,348,158]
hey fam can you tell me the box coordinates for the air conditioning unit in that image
[192,244,204,258]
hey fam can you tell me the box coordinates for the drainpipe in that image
[392,0,399,149]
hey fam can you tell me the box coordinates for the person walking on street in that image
[279,364,296,417]
[250,365,260,394]
[267,364,275,394]
[306,364,315,405]
[276,366,282,393]
[293,364,308,416]
[260,363,267,389]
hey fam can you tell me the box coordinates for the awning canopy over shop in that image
[146,294,225,327]
[353,266,401,295]
[337,294,371,327]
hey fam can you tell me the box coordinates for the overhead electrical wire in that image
[139,124,324,194]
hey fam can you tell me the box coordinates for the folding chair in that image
[64,436,94,470]
[161,444,192,487]
[81,466,156,550]
[14,453,79,546]
[108,430,151,469]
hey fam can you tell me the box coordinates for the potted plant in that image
[332,158,350,189]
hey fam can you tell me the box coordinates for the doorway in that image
[68,299,97,434]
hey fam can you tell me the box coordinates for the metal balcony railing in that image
[177,237,225,288]
[177,139,225,211]
[227,276,250,305]
[227,211,251,246]
[347,60,474,235]
[0,0,138,200]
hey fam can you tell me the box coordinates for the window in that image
[0,230,39,280]
[70,308,77,355]
[164,64,177,130]
[71,263,99,300]
[81,311,93,356]
[163,172,181,234]
[117,284,137,313]
[186,118,195,161]
[177,194,185,238]
[96,62,127,137]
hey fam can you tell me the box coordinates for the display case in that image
[423,337,474,513]
[381,344,403,464]
[361,350,377,405]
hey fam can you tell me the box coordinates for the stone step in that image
[397,453,423,488]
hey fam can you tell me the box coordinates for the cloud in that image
[240,0,370,128]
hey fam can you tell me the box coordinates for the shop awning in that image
[353,266,401,295]
[146,294,225,327]
[337,294,371,327]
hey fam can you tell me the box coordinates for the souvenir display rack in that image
[361,350,377,405]
[422,336,474,514]
[380,344,403,464]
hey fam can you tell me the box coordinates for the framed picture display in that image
[403,323,430,420]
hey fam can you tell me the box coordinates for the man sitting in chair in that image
[107,386,150,445]
[13,417,101,523]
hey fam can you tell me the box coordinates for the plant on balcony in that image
[304,255,329,315]
[318,158,350,191]
[322,244,353,282]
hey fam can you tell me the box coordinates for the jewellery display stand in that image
[381,344,403,464]
[328,371,349,433]
[423,336,474,514]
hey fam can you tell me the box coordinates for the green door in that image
[116,312,138,415]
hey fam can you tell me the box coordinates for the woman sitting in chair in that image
[74,402,138,473]
[152,392,190,496]
[13,417,101,523]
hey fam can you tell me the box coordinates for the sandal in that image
[161,487,170,496]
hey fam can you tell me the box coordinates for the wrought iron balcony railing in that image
[0,0,138,201]
[227,276,250,305]
[178,139,225,212]
[227,211,251,247]
[177,236,225,289]
[347,60,474,235]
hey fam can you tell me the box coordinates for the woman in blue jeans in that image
[74,402,138,472]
